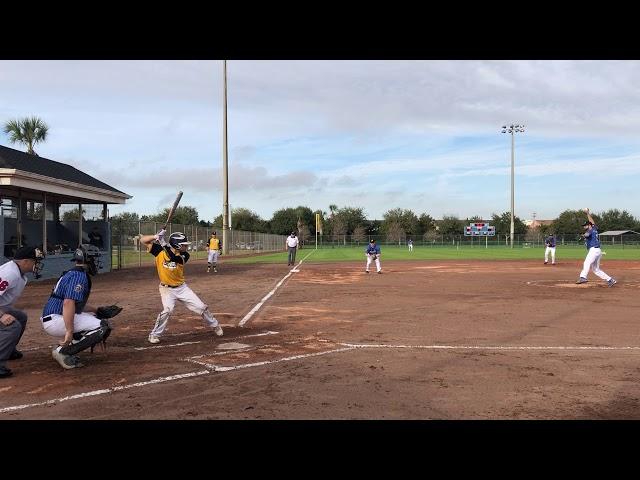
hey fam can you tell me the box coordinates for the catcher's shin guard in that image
[60,320,112,355]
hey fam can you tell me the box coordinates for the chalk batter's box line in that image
[133,330,279,351]
[18,324,246,353]
[0,345,355,415]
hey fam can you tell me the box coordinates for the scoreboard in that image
[464,222,495,236]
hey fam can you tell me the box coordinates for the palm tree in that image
[3,116,49,155]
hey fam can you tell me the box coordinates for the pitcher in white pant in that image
[576,208,616,287]
[544,233,556,265]
[365,239,382,274]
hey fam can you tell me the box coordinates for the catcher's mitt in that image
[96,305,123,320]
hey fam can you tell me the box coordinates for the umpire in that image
[0,246,44,378]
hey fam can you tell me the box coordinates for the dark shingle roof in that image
[0,144,127,196]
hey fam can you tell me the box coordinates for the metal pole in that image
[510,130,515,249]
[222,59,230,256]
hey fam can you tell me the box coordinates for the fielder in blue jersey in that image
[544,233,557,265]
[365,239,382,274]
[576,208,616,287]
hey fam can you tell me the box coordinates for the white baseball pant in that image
[207,250,219,264]
[544,246,556,263]
[579,247,611,281]
[150,283,219,338]
[42,312,102,338]
[366,254,381,272]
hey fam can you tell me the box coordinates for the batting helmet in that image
[71,244,102,276]
[169,232,191,250]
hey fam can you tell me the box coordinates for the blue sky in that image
[1,60,640,222]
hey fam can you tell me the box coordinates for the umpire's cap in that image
[370,239,376,243]
[14,245,39,260]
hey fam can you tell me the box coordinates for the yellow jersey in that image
[149,243,187,286]
[208,238,221,250]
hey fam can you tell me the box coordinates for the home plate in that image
[216,342,251,350]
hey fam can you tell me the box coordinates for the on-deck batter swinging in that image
[206,231,222,273]
[140,229,223,344]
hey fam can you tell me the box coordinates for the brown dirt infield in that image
[2,258,640,419]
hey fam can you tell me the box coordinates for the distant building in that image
[525,219,554,229]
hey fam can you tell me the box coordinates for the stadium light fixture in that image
[501,123,525,248]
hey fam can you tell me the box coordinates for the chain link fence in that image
[110,220,287,269]
[316,233,640,249]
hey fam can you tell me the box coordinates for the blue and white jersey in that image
[365,243,381,255]
[42,267,91,316]
[584,225,601,249]
[545,235,556,247]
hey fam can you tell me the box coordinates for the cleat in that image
[607,278,617,287]
[377,271,382,274]
[213,325,224,337]
[207,267,211,273]
[365,270,370,274]
[544,261,548,264]
[148,335,161,344]
[52,348,84,369]
[213,268,217,273]
[0,366,13,378]
[8,349,23,360]
[575,277,588,284]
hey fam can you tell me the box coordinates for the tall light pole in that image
[222,60,230,255]
[501,124,525,248]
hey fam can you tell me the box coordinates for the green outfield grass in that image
[225,244,640,264]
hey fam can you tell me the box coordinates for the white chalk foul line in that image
[0,370,210,414]
[339,343,640,351]
[238,250,315,327]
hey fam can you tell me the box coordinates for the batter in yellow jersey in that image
[139,229,223,344]
[151,243,185,286]
[207,231,222,273]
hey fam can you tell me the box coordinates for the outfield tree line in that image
[546,209,640,237]
[110,206,640,243]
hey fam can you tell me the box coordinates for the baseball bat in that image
[163,191,183,229]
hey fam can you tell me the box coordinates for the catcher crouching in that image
[41,245,123,370]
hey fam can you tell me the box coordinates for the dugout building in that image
[0,145,131,280]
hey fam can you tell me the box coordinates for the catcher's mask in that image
[72,244,103,276]
[14,246,45,279]
[169,232,191,250]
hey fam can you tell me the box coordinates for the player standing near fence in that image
[408,238,413,252]
[576,208,616,287]
[140,229,223,344]
[207,231,222,273]
[544,233,556,265]
[365,239,382,274]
